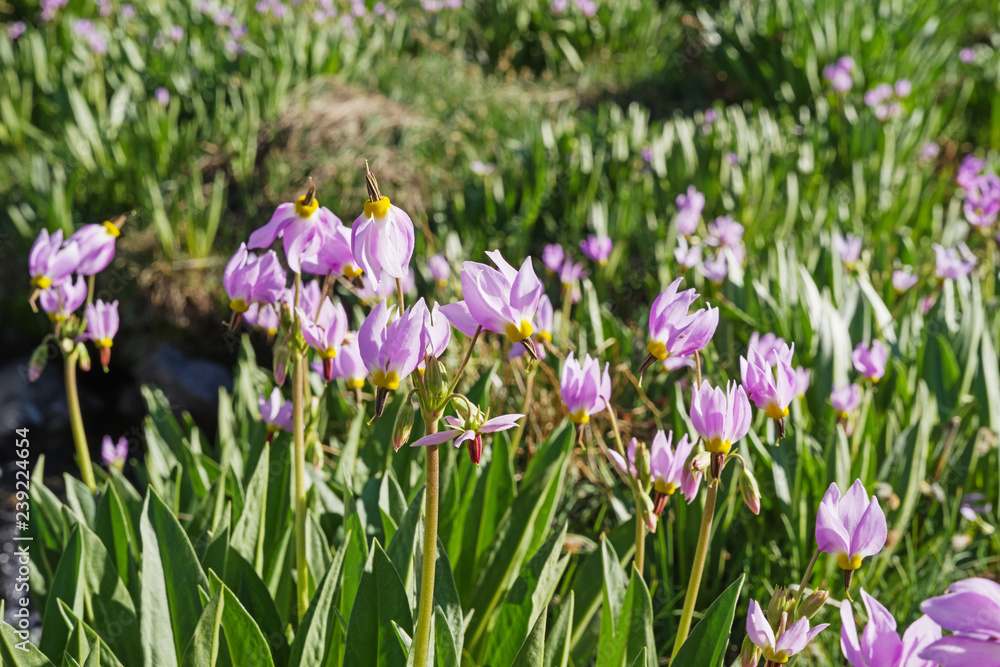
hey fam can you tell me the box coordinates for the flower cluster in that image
[863,79,910,121]
[823,55,856,93]
[671,186,745,284]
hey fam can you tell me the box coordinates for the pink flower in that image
[542,244,564,273]
[411,413,522,465]
[428,253,451,286]
[746,599,828,663]
[640,278,718,379]
[674,235,702,269]
[816,479,887,571]
[29,229,80,290]
[831,383,861,418]
[452,250,543,346]
[841,589,940,667]
[741,342,797,435]
[299,297,349,380]
[700,251,729,284]
[795,366,811,398]
[39,275,87,322]
[648,430,701,509]
[892,268,918,293]
[350,192,415,287]
[249,193,341,273]
[85,299,119,369]
[244,303,279,336]
[933,243,977,280]
[676,186,705,236]
[560,352,610,424]
[835,232,863,268]
[580,234,612,266]
[259,388,293,433]
[101,435,128,469]
[224,244,286,313]
[920,578,1000,666]
[689,380,752,456]
[852,340,889,382]
[70,222,119,275]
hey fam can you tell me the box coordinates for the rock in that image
[132,343,233,428]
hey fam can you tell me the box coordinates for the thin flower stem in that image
[694,349,702,386]
[670,479,719,662]
[397,277,405,312]
[605,404,645,572]
[291,273,310,621]
[412,417,440,667]
[445,326,482,399]
[86,274,96,307]
[604,403,628,460]
[794,547,821,611]
[634,509,646,574]
[65,348,96,492]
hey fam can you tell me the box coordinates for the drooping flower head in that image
[959,493,992,521]
[841,589,941,667]
[451,249,543,354]
[580,234,612,266]
[676,186,705,236]
[560,352,611,426]
[416,300,452,370]
[259,388,293,438]
[542,244,565,273]
[428,253,451,287]
[933,243,977,280]
[705,216,745,258]
[740,341,797,440]
[852,340,889,382]
[700,252,729,284]
[815,479,887,589]
[795,366,811,398]
[85,299,120,370]
[101,435,128,471]
[689,380,752,459]
[300,222,361,278]
[224,244,287,314]
[674,235,702,269]
[243,303,280,337]
[892,268,918,294]
[963,173,1000,227]
[639,277,719,380]
[332,338,367,390]
[411,412,522,465]
[299,297,349,381]
[957,154,985,191]
[748,332,789,361]
[558,258,587,288]
[71,221,120,275]
[648,430,701,511]
[350,167,415,287]
[248,184,341,273]
[39,275,87,323]
[919,577,1000,666]
[747,599,829,664]
[831,383,862,419]
[835,232,863,269]
[29,229,80,290]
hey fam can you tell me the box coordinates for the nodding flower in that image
[647,430,701,511]
[676,186,705,236]
[542,244,564,273]
[299,297,349,381]
[740,342,797,441]
[85,299,120,370]
[834,232,863,270]
[428,253,451,287]
[689,380,751,476]
[101,435,128,471]
[815,479,887,592]
[560,352,611,441]
[831,383,862,420]
[746,599,828,665]
[580,234,612,266]
[224,244,287,315]
[638,277,718,382]
[852,340,889,382]
[71,220,120,275]
[259,388,293,441]
[892,268,918,294]
[249,184,341,274]
[841,589,940,667]
[350,167,415,288]
[410,413,523,465]
[39,275,87,323]
[301,222,362,279]
[29,229,80,291]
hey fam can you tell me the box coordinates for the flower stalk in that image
[671,478,719,661]
[291,274,310,621]
[412,414,440,667]
[65,345,96,492]
[605,404,647,572]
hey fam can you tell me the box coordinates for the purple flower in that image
[121,4,136,19]
[29,229,80,289]
[74,20,108,54]
[70,222,119,275]
[835,232,863,268]
[676,186,705,236]
[674,236,702,269]
[921,142,941,161]
[223,244,286,313]
[689,380,752,455]
[831,383,862,418]
[643,278,719,372]
[841,590,940,667]
[39,275,87,322]
[428,253,450,286]
[299,297,349,379]
[259,388,293,433]
[332,338,367,389]
[456,250,543,344]
[542,244,565,273]
[101,435,128,469]
[416,300,451,369]
[574,0,596,17]
[746,599,828,663]
[300,221,360,278]
[957,154,984,190]
[85,299,119,369]
[648,430,701,508]
[560,352,610,424]
[244,303,279,336]
[350,193,415,287]
[852,340,889,382]
[748,332,789,361]
[963,174,1000,227]
[816,479,887,571]
[8,21,26,40]
[700,251,729,284]
[155,87,170,107]
[609,437,638,477]
[920,578,1000,666]
[508,294,552,360]
[705,215,744,252]
[795,366,811,398]
[894,79,912,98]
[959,493,992,521]
[411,413,522,465]
[823,58,855,93]
[249,193,341,273]
[934,243,977,280]
[169,25,184,42]
[959,48,975,64]
[741,342,797,430]
[892,268,918,293]
[580,234,613,266]
[864,83,894,108]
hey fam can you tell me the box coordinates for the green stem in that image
[65,348,96,492]
[670,480,719,661]
[605,404,645,571]
[445,326,482,398]
[412,417,440,667]
[291,273,309,621]
[560,286,572,344]
[634,507,646,574]
[794,548,820,612]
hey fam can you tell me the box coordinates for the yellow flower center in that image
[569,410,590,424]
[344,265,363,279]
[763,648,789,663]
[363,196,391,219]
[705,437,731,455]
[436,280,448,288]
[96,337,114,349]
[505,320,533,342]
[765,404,789,420]
[837,411,849,420]
[598,259,608,267]
[647,340,668,361]
[102,220,121,237]
[295,194,319,218]
[869,375,881,383]
[319,348,337,360]
[538,330,552,342]
[347,378,365,390]
[654,480,677,495]
[31,276,52,289]
[372,369,399,390]
[229,299,249,313]
[837,553,863,570]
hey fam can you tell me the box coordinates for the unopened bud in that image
[634,441,652,489]
[767,587,795,631]
[76,342,92,372]
[467,433,483,465]
[740,635,760,667]
[797,589,829,621]
[61,337,74,353]
[739,468,761,515]
[637,492,657,533]
[28,343,49,382]
[690,451,711,473]
[273,346,289,387]
[453,397,482,424]
[425,360,448,406]
[392,401,414,450]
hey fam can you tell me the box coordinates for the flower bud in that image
[739,467,761,515]
[453,396,483,425]
[76,342,92,372]
[740,635,760,667]
[28,343,49,382]
[797,589,829,621]
[637,491,657,533]
[634,440,652,490]
[424,360,449,406]
[767,587,795,631]
[392,401,414,452]
[690,451,712,473]
[273,345,289,387]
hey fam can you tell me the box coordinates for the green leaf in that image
[921,334,960,415]
[2,617,57,666]
[542,592,574,667]
[595,537,628,667]
[81,642,100,667]
[94,480,134,588]
[386,488,425,608]
[608,568,656,667]
[180,588,223,667]
[222,550,288,666]
[671,574,745,667]
[181,585,276,667]
[231,443,269,575]
[140,489,209,667]
[432,539,464,667]
[344,541,412,667]
[510,607,546,667]
[287,532,350,667]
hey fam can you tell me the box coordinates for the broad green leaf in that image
[222,550,288,666]
[288,532,350,667]
[510,607,546,667]
[51,601,126,667]
[595,537,628,666]
[231,443,269,575]
[82,643,100,667]
[542,592,574,667]
[921,334,960,415]
[180,589,223,667]
[432,539,464,667]
[94,480,134,587]
[386,489,425,608]
[344,541,412,667]
[671,574,745,667]
[2,615,56,666]
[339,511,369,627]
